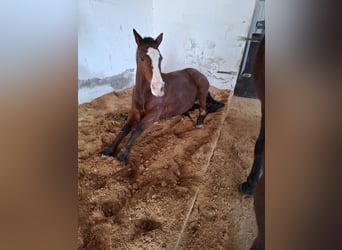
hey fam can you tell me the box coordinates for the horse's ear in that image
[155,32,163,47]
[133,29,143,46]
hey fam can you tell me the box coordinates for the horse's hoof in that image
[196,124,203,129]
[118,160,126,167]
[117,156,126,163]
[117,149,128,163]
[117,156,127,166]
[239,182,253,197]
[101,154,109,159]
[102,147,114,157]
[250,239,265,250]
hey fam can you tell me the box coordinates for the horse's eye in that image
[140,55,145,61]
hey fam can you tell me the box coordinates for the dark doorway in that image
[234,33,264,98]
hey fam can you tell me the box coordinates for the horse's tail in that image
[206,91,224,113]
[182,92,224,117]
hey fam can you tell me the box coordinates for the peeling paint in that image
[78,68,134,89]
[78,68,134,90]
[78,68,135,104]
[79,0,256,100]
[205,40,216,49]
[186,39,197,50]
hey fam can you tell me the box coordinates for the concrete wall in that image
[78,0,256,104]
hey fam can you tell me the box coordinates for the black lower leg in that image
[196,115,206,128]
[240,154,264,196]
[240,131,264,196]
[102,122,132,157]
[196,108,207,128]
[117,124,143,162]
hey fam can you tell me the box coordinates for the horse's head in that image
[133,29,165,97]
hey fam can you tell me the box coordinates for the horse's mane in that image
[142,37,157,45]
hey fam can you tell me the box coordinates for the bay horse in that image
[239,36,265,249]
[101,29,224,162]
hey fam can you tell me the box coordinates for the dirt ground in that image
[78,86,261,250]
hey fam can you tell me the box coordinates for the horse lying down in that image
[101,29,224,163]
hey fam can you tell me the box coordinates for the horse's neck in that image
[134,73,151,106]
[135,73,149,92]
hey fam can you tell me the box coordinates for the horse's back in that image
[160,68,209,117]
[163,68,209,93]
[184,68,210,91]
[162,69,198,94]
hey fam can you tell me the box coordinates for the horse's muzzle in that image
[151,82,165,97]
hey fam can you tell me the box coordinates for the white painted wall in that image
[153,0,256,89]
[78,0,256,104]
[78,0,153,80]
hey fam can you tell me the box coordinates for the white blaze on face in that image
[146,47,165,97]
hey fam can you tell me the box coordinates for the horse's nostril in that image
[160,86,164,92]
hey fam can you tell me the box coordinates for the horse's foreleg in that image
[250,172,265,249]
[117,123,143,162]
[101,120,134,158]
[117,114,156,163]
[239,120,265,196]
[196,97,208,128]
